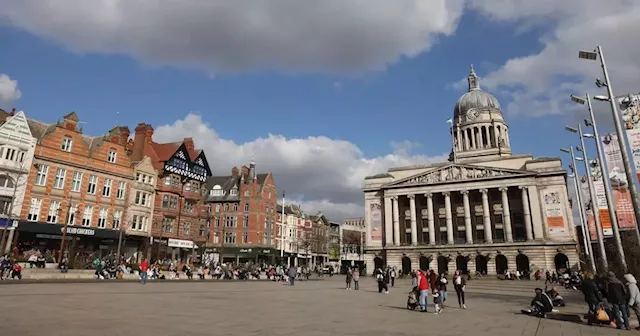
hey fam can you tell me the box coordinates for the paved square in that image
[0,277,632,336]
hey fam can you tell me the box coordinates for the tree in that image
[341,229,363,256]
[0,161,31,254]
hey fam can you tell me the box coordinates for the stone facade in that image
[362,67,579,276]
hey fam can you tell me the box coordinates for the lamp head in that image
[565,126,578,133]
[570,95,586,105]
[584,119,593,127]
[578,50,598,61]
[560,148,570,154]
[595,78,608,88]
[594,95,610,102]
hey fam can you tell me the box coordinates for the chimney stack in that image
[231,166,239,177]
[132,123,154,162]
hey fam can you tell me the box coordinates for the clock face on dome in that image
[466,108,480,120]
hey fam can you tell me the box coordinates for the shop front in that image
[15,221,122,268]
[219,247,277,265]
[151,237,197,263]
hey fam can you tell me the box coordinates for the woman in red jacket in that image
[417,269,430,312]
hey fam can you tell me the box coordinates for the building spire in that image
[468,64,480,91]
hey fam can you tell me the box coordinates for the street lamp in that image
[566,125,609,270]
[571,93,627,271]
[579,46,640,248]
[560,147,596,272]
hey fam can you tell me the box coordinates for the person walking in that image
[453,270,466,309]
[353,267,360,290]
[287,266,297,286]
[390,268,397,287]
[346,268,353,290]
[417,269,430,312]
[624,273,640,330]
[139,258,149,285]
[606,271,630,330]
[437,273,448,308]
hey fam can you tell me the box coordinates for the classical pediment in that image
[384,164,534,188]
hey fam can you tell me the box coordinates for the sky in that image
[0,1,639,221]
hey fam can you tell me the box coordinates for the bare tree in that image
[341,230,363,256]
[0,162,30,254]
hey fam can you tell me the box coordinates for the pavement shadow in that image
[512,312,585,325]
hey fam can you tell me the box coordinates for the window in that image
[53,168,66,189]
[27,198,42,221]
[0,199,10,215]
[225,216,236,227]
[170,196,178,209]
[164,177,171,186]
[185,182,191,191]
[171,176,180,187]
[46,200,61,223]
[224,232,236,244]
[215,204,220,212]
[87,175,98,194]
[230,188,238,196]
[98,208,108,228]
[0,175,14,188]
[135,191,150,207]
[214,217,219,227]
[35,165,49,186]
[116,181,126,199]
[82,206,93,226]
[102,178,112,197]
[107,149,117,163]
[183,222,191,236]
[223,203,229,212]
[112,210,122,230]
[67,204,78,225]
[61,136,73,152]
[244,203,249,212]
[141,216,148,232]
[183,201,194,214]
[162,195,170,208]
[71,171,83,192]
[243,216,249,228]
[233,203,238,212]
[242,232,248,244]
[162,217,174,233]
[244,190,251,196]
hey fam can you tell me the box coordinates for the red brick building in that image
[130,123,212,262]
[18,112,134,265]
[204,159,277,264]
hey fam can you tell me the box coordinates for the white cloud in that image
[469,0,640,118]
[0,0,465,74]
[0,74,22,104]
[153,113,447,220]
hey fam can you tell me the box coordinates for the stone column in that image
[392,196,401,246]
[476,127,482,149]
[444,192,454,244]
[520,186,533,241]
[470,128,475,149]
[464,130,469,150]
[461,190,473,244]
[480,189,493,243]
[499,187,513,243]
[527,185,545,240]
[484,126,491,148]
[384,197,393,246]
[457,129,462,151]
[409,194,418,245]
[425,193,436,245]
[494,125,500,147]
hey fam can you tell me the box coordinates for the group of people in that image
[408,269,467,314]
[0,255,22,280]
[579,271,640,330]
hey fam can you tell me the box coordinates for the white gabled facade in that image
[0,110,37,253]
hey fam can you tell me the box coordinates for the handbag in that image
[596,307,610,322]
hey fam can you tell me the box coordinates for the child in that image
[433,289,443,314]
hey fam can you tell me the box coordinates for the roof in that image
[453,65,502,119]
[276,203,304,216]
[26,117,106,151]
[204,172,269,202]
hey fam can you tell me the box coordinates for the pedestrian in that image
[606,271,630,330]
[453,270,466,309]
[437,273,448,308]
[390,267,396,287]
[345,268,353,290]
[287,266,297,286]
[411,270,417,287]
[139,258,149,285]
[376,268,388,294]
[624,273,640,330]
[417,269,430,312]
[353,267,360,290]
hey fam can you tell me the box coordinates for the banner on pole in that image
[580,175,612,241]
[601,132,637,231]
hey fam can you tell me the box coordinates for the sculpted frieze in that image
[395,165,521,187]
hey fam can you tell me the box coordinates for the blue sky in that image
[0,1,638,220]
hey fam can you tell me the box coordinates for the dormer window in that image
[230,188,238,196]
[107,149,117,163]
[61,136,73,152]
[210,185,224,196]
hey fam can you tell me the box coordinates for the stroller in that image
[407,286,420,310]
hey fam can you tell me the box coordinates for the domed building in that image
[362,66,578,276]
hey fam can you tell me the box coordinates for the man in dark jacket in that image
[606,272,630,330]
[580,272,602,314]
[523,288,553,318]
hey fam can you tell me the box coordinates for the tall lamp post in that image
[570,94,627,271]
[561,147,596,272]
[58,197,74,266]
[280,191,285,265]
[566,125,609,270]
[579,46,640,246]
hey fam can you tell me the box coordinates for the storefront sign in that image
[62,227,95,236]
[168,238,195,249]
[239,248,253,253]
[0,219,18,228]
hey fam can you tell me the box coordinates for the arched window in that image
[0,175,14,188]
[210,185,224,196]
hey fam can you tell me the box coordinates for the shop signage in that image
[62,227,95,236]
[168,238,195,249]
[239,248,253,253]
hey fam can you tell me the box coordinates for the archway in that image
[437,256,449,275]
[456,255,469,274]
[495,254,508,275]
[374,257,383,270]
[419,256,430,271]
[475,255,488,275]
[401,256,411,275]
[516,254,530,277]
[554,253,569,271]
